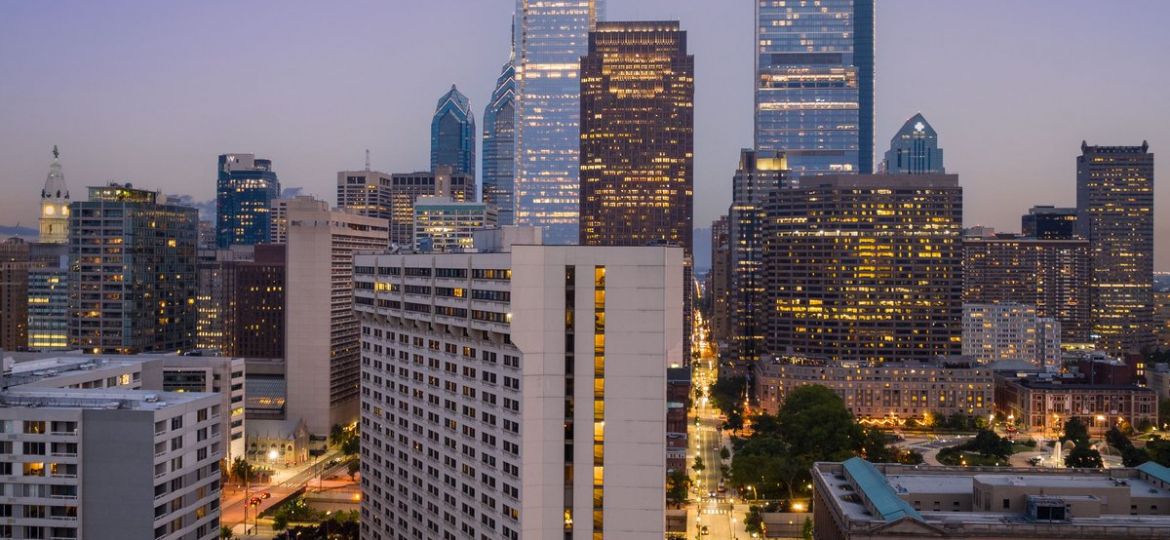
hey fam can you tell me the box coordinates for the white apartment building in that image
[0,387,224,540]
[285,197,389,435]
[354,228,683,540]
[962,303,1060,368]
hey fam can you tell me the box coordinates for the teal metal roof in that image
[1138,462,1170,485]
[843,457,923,522]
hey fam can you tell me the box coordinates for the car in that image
[700,525,710,535]
[708,491,716,498]
[717,485,727,494]
[259,492,271,500]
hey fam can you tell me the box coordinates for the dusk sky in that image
[2,0,1167,268]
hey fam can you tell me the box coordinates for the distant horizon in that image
[1,1,1166,268]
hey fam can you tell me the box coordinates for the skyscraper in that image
[882,113,944,174]
[284,196,389,435]
[430,85,476,177]
[338,167,475,247]
[1022,205,1078,239]
[69,183,198,354]
[579,21,693,253]
[38,145,70,244]
[728,149,787,366]
[755,0,874,177]
[0,238,30,350]
[216,153,280,248]
[1077,141,1155,354]
[709,215,731,345]
[764,175,963,362]
[412,196,497,252]
[513,0,600,244]
[482,58,517,226]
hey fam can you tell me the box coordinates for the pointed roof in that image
[894,113,937,138]
[435,84,472,116]
[42,145,69,200]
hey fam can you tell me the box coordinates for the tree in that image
[1160,398,1170,430]
[719,446,731,461]
[801,517,813,540]
[777,385,862,461]
[1062,417,1090,447]
[229,456,252,486]
[347,459,361,481]
[1106,426,1150,467]
[1065,443,1103,468]
[1148,437,1170,467]
[219,525,234,539]
[744,505,764,536]
[709,376,747,416]
[723,409,744,434]
[692,456,705,473]
[666,470,691,506]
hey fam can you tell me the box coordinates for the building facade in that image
[755,0,874,177]
[195,245,285,358]
[763,175,963,363]
[482,58,517,226]
[962,235,1091,343]
[962,303,1060,369]
[729,149,787,366]
[412,197,497,252]
[513,0,601,244]
[430,85,476,178]
[708,215,731,346]
[284,197,389,435]
[881,113,944,174]
[1077,141,1155,354]
[346,168,477,247]
[813,459,1170,540]
[994,373,1158,435]
[0,239,30,350]
[26,245,69,351]
[579,20,693,255]
[216,153,280,248]
[756,357,993,424]
[69,183,198,354]
[336,169,395,222]
[354,234,682,540]
[1021,205,1077,239]
[39,146,70,245]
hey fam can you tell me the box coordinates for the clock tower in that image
[38,145,70,244]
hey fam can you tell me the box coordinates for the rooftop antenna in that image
[365,149,371,172]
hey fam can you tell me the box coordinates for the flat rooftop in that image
[0,387,213,411]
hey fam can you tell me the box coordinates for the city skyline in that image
[1,0,1168,268]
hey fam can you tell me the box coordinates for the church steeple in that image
[39,145,70,244]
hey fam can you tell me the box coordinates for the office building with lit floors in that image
[1077,141,1155,354]
[284,197,389,436]
[763,174,963,363]
[354,228,683,540]
[0,387,225,540]
[812,458,1170,540]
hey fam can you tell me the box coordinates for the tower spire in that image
[52,145,59,160]
[364,149,371,172]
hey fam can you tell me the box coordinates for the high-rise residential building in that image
[579,20,693,254]
[708,215,731,345]
[430,85,476,177]
[813,459,1170,540]
[216,153,280,248]
[27,243,69,351]
[0,238,30,350]
[0,387,224,540]
[962,303,1061,369]
[963,234,1091,343]
[1156,290,1170,350]
[69,183,198,354]
[755,0,875,177]
[284,196,388,435]
[336,168,394,221]
[1021,205,1078,239]
[764,174,962,363]
[38,145,70,244]
[341,167,475,247]
[268,198,291,244]
[355,228,683,540]
[412,196,497,252]
[1077,141,1155,354]
[881,113,944,174]
[729,149,787,366]
[482,57,517,226]
[513,0,601,244]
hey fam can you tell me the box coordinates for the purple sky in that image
[1,1,1167,268]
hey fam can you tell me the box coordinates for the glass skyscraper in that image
[882,113,944,174]
[483,58,517,226]
[216,153,280,248]
[513,0,601,244]
[431,84,476,178]
[755,0,874,177]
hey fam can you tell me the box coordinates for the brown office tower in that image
[579,21,694,360]
[579,20,693,252]
[764,175,963,363]
[1077,142,1155,354]
[0,238,31,350]
[708,216,731,345]
[963,234,1091,343]
[196,245,286,358]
